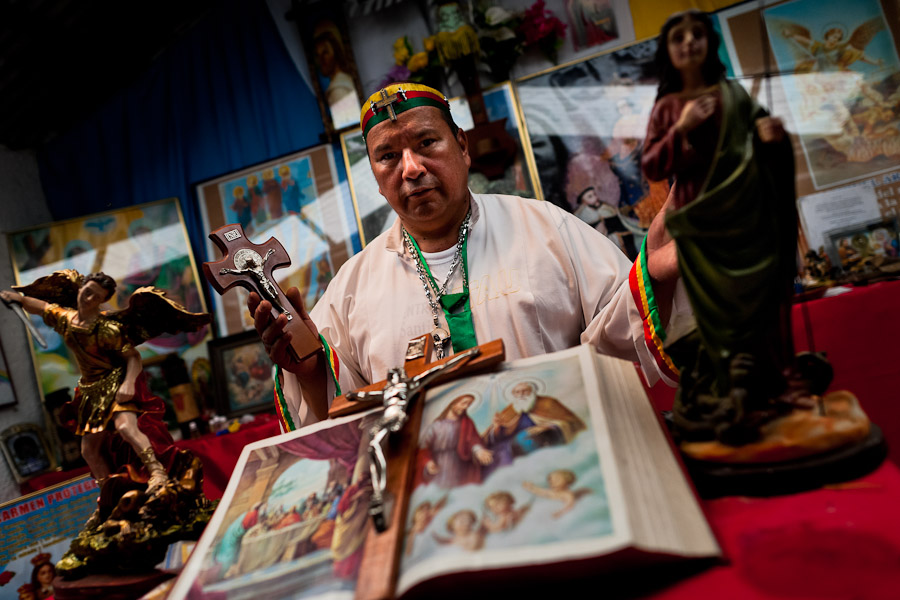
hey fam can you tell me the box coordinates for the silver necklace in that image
[402,208,472,359]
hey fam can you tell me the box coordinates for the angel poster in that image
[763,0,900,189]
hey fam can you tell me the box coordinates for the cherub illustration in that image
[432,509,485,551]
[522,469,592,519]
[1,269,210,492]
[405,496,448,556]
[481,491,531,533]
[775,17,886,73]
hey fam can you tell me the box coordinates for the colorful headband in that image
[360,83,451,140]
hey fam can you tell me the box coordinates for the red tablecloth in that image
[645,279,900,465]
[176,415,281,499]
[20,415,281,499]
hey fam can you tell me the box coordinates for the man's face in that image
[512,383,534,399]
[367,107,471,238]
[77,280,109,313]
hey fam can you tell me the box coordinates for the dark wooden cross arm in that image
[202,223,321,361]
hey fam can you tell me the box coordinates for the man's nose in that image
[401,149,426,180]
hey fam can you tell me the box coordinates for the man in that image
[250,83,683,431]
[415,394,492,489]
[483,381,585,476]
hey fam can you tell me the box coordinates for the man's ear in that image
[456,128,471,167]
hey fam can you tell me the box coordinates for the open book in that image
[168,345,721,599]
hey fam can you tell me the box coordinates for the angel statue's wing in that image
[12,269,83,308]
[105,286,210,345]
[848,17,884,52]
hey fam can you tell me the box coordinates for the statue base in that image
[683,423,887,498]
[52,570,173,600]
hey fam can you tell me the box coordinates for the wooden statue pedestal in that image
[53,570,173,600]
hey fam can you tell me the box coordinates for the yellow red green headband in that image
[360,83,451,140]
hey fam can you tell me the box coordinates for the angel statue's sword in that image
[1,296,47,348]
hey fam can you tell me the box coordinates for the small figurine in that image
[1,269,214,578]
[641,11,849,454]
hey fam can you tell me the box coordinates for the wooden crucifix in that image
[202,223,321,361]
[332,334,504,600]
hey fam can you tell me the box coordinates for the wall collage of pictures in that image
[2,0,899,594]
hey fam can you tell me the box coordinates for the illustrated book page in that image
[168,409,380,600]
[396,344,719,596]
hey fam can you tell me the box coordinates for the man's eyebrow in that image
[371,127,444,156]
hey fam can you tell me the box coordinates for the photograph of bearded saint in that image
[481,381,586,478]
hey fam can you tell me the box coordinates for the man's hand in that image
[643,195,680,328]
[425,460,439,475]
[0,290,20,305]
[116,379,136,405]
[250,286,320,377]
[249,286,329,420]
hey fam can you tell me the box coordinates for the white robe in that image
[282,193,689,428]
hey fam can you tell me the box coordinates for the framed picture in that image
[297,2,364,137]
[516,37,666,261]
[208,330,276,418]
[0,423,56,483]
[196,144,357,337]
[716,0,900,195]
[340,81,542,246]
[7,198,212,397]
[0,341,15,408]
[826,218,900,273]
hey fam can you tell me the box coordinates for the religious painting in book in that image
[397,352,611,594]
[762,0,900,190]
[8,198,211,396]
[196,145,357,336]
[341,82,541,246]
[209,331,276,418]
[517,38,666,260]
[169,411,379,599]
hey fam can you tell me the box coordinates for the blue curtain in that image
[36,0,329,264]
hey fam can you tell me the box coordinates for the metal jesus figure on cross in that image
[202,223,322,362]
[348,346,481,532]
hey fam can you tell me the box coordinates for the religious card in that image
[168,410,380,600]
[397,345,632,596]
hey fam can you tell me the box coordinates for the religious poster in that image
[196,145,358,336]
[341,82,541,246]
[0,475,97,600]
[762,0,900,189]
[300,3,365,136]
[168,410,379,600]
[565,0,619,51]
[7,199,211,396]
[716,0,900,204]
[517,38,666,260]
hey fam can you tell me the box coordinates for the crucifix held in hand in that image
[202,223,321,361]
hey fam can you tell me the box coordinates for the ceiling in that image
[0,0,214,151]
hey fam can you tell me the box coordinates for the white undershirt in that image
[420,244,458,287]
